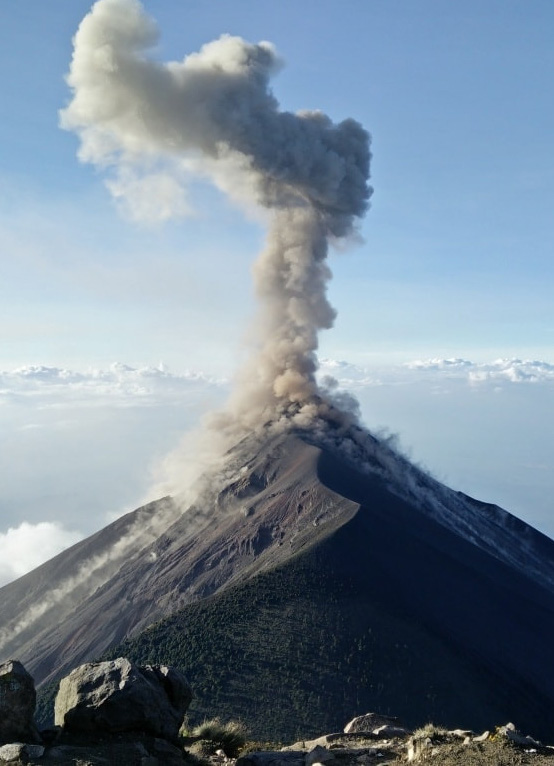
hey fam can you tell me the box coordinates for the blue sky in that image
[1,1,553,369]
[0,1,553,582]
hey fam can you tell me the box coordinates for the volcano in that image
[2,422,554,740]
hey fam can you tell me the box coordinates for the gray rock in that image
[497,722,540,747]
[406,736,432,763]
[284,733,372,751]
[0,742,45,761]
[22,743,45,759]
[0,661,40,745]
[372,724,409,739]
[54,657,192,741]
[473,730,490,742]
[344,714,399,734]
[285,735,340,751]
[305,745,335,765]
[0,743,26,763]
[449,729,473,738]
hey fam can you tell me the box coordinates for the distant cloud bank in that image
[1,358,553,413]
[405,357,554,383]
[320,357,554,388]
[0,363,225,409]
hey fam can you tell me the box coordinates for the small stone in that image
[473,731,490,742]
[497,723,540,747]
[372,725,409,739]
[449,729,473,739]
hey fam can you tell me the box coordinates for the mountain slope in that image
[97,441,554,741]
[3,424,554,741]
[0,432,357,685]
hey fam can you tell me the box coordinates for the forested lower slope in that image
[94,497,554,743]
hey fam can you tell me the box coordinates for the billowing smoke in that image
[61,0,371,446]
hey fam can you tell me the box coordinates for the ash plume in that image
[61,0,372,448]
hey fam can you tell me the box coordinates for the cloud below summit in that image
[1,356,553,583]
[0,522,83,587]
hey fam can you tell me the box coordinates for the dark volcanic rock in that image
[0,660,40,744]
[54,657,192,741]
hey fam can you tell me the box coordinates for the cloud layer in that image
[0,521,83,587]
[1,356,553,587]
[0,362,224,408]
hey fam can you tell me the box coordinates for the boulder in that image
[54,657,192,741]
[344,713,399,734]
[0,742,44,762]
[0,660,40,744]
[305,745,335,765]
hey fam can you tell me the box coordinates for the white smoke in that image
[0,499,182,655]
[60,0,371,450]
[0,0,371,649]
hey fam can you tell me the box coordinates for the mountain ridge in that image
[3,424,554,739]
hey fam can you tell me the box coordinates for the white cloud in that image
[321,357,554,388]
[467,358,554,384]
[404,358,473,371]
[0,521,83,587]
[0,362,226,409]
[404,357,554,384]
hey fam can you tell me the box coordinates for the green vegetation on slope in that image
[97,523,501,742]
[36,509,530,741]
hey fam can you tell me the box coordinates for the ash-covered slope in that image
[4,422,554,739]
[103,428,554,740]
[0,430,357,686]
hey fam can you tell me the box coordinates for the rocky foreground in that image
[1,658,553,765]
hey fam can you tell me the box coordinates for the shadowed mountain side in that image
[97,479,554,742]
[0,436,358,686]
